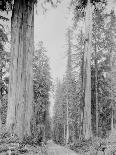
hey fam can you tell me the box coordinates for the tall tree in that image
[107,10,116,137]
[82,0,93,139]
[71,0,106,139]
[0,0,61,141]
[0,26,8,131]
[53,79,64,145]
[6,0,34,140]
[94,21,98,136]
[32,42,52,142]
[91,6,116,137]
[71,27,85,140]
[65,29,72,145]
[0,27,7,104]
[71,0,93,139]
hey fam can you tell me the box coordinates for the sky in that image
[34,0,72,80]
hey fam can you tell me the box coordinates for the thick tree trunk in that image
[83,0,92,139]
[6,0,34,140]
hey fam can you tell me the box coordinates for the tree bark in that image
[64,124,65,144]
[6,0,34,140]
[0,54,2,131]
[80,29,84,140]
[110,48,114,134]
[66,29,72,145]
[94,29,98,136]
[83,0,92,139]
[66,97,69,145]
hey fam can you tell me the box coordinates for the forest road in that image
[46,141,78,155]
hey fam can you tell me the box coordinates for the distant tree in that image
[32,42,52,143]
[53,28,83,145]
[0,26,8,100]
[53,80,64,144]
[0,26,8,129]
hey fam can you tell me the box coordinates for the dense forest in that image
[0,0,116,155]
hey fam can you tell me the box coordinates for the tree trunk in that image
[6,0,34,140]
[80,29,84,140]
[110,50,114,133]
[0,55,2,131]
[66,97,69,145]
[64,124,65,144]
[83,0,92,139]
[66,29,72,145]
[95,30,98,136]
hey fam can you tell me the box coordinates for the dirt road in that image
[46,141,78,155]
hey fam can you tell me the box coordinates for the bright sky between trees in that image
[34,0,72,80]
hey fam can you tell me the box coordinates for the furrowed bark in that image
[6,0,34,140]
[83,0,92,139]
[95,28,98,136]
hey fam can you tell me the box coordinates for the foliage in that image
[52,80,65,144]
[70,3,116,139]
[32,41,52,143]
[53,29,82,145]
[70,0,106,28]
[0,26,9,125]
[0,0,61,13]
[91,7,116,137]
[53,2,116,151]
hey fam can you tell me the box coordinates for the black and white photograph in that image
[0,0,116,154]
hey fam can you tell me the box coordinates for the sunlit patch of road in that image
[46,140,78,155]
